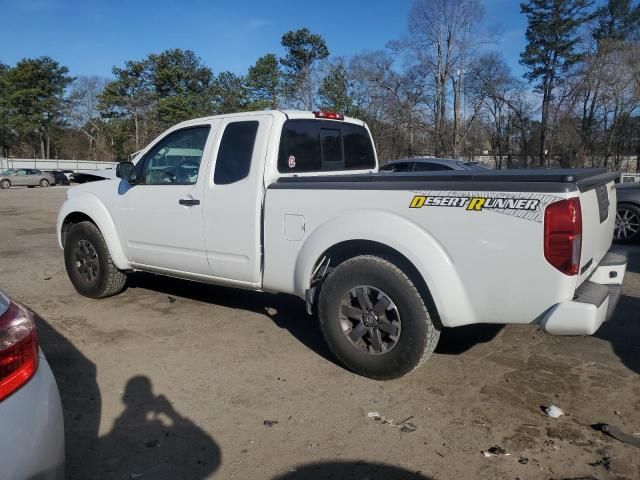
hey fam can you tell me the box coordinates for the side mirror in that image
[116,162,137,183]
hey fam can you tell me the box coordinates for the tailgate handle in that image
[179,198,200,206]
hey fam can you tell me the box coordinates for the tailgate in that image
[576,174,618,285]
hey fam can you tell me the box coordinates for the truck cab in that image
[61,110,376,287]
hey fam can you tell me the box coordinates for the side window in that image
[213,121,259,185]
[413,162,451,171]
[16,169,28,175]
[139,126,210,185]
[278,120,375,173]
[383,162,411,172]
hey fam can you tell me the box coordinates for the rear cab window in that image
[278,120,375,174]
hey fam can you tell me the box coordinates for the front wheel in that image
[0,179,10,189]
[64,221,127,298]
[39,178,50,187]
[614,203,640,243]
[318,255,440,380]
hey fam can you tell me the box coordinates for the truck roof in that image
[172,110,366,129]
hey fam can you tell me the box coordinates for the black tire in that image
[39,178,50,187]
[0,179,10,189]
[318,255,440,380]
[64,221,127,299]
[614,203,640,244]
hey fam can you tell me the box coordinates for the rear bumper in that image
[540,250,627,335]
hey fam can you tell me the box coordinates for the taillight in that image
[313,111,344,120]
[0,301,39,401]
[544,198,582,276]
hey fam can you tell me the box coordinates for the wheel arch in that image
[310,239,444,327]
[57,194,130,270]
[293,210,477,328]
[617,200,640,208]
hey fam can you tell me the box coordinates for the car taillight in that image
[313,111,344,120]
[544,198,582,276]
[0,301,38,401]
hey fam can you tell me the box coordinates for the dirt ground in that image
[1,186,639,480]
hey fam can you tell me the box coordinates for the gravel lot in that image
[1,186,639,480]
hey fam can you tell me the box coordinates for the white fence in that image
[1,158,118,172]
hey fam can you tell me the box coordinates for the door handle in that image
[179,198,200,206]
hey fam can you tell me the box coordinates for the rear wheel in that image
[0,179,10,189]
[614,203,640,243]
[64,221,127,298]
[318,255,440,380]
[39,178,50,187]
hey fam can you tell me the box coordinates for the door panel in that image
[203,115,273,284]
[118,123,217,275]
[13,170,29,186]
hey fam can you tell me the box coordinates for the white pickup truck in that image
[57,110,627,379]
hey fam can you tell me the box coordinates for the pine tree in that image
[318,64,355,115]
[520,0,594,165]
[247,54,280,110]
[0,57,73,158]
[280,28,329,110]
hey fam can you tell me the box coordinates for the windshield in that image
[1,169,16,175]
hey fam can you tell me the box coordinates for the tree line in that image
[0,0,639,170]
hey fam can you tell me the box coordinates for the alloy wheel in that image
[339,285,401,355]
[74,239,99,283]
[615,207,640,241]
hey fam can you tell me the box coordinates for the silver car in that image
[0,289,65,479]
[0,168,56,188]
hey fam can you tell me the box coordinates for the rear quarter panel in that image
[263,187,578,327]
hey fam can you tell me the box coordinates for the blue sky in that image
[0,0,528,79]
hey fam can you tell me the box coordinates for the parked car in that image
[0,168,56,188]
[46,170,71,186]
[380,157,489,172]
[619,173,640,184]
[614,183,640,243]
[58,110,626,379]
[0,289,65,479]
[69,169,116,184]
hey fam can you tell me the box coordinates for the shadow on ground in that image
[596,244,640,375]
[128,272,337,365]
[596,294,640,375]
[34,312,220,480]
[272,461,432,479]
[435,323,503,355]
[129,272,502,363]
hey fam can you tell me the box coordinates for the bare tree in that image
[66,75,108,159]
[406,0,484,157]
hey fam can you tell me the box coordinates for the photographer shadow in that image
[34,312,220,479]
[98,375,220,479]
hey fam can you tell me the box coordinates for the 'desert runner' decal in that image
[409,191,563,223]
